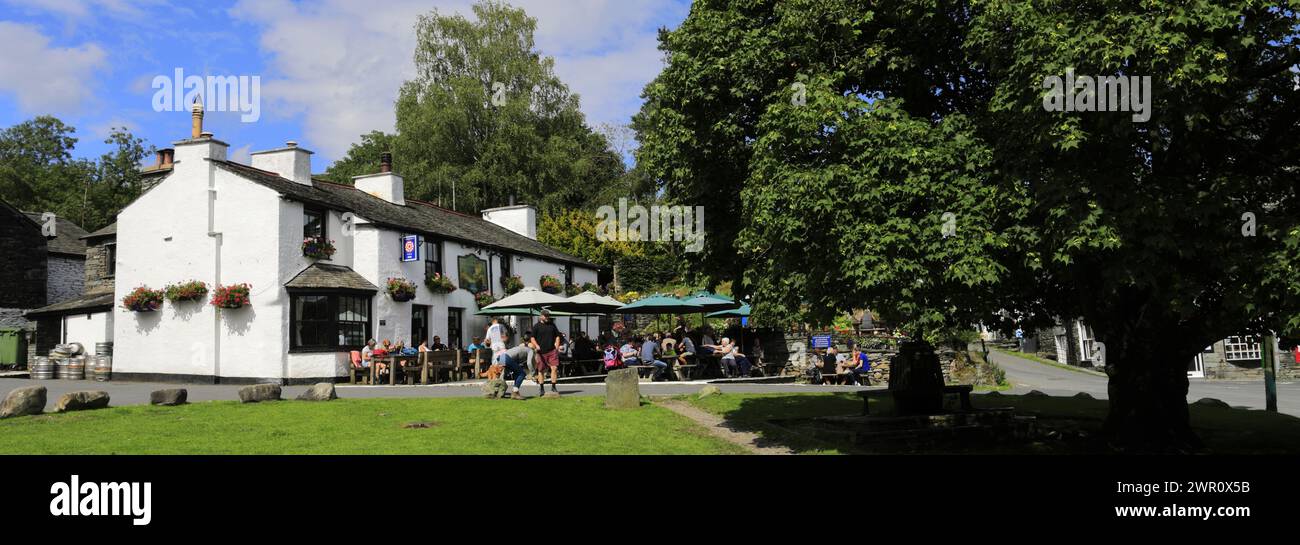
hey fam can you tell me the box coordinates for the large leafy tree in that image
[325,0,624,214]
[635,0,1300,448]
[0,116,148,231]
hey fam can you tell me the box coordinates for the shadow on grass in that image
[687,391,1300,455]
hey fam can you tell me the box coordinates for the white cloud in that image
[0,22,107,114]
[230,0,682,162]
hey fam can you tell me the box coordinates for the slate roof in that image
[81,222,116,241]
[22,212,88,257]
[209,159,596,269]
[284,263,379,291]
[24,292,114,318]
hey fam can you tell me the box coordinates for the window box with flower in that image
[211,283,252,309]
[122,286,164,312]
[425,272,456,294]
[302,237,336,260]
[475,290,497,308]
[164,280,208,303]
[387,277,418,302]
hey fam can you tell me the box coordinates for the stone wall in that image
[46,255,84,304]
[82,241,114,295]
[0,206,47,309]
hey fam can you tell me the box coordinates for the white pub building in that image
[111,106,598,384]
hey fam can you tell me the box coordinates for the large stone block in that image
[296,383,337,401]
[150,388,188,406]
[0,385,46,418]
[238,384,282,403]
[605,367,641,409]
[53,390,110,412]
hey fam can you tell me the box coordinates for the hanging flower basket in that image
[475,290,497,308]
[164,280,208,303]
[211,283,252,309]
[500,274,524,295]
[425,272,456,294]
[581,281,607,296]
[122,286,164,312]
[539,275,562,294]
[387,277,417,302]
[302,237,336,260]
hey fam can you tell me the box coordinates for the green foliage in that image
[329,1,625,214]
[635,0,1300,367]
[0,117,149,231]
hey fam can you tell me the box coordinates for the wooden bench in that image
[349,363,370,384]
[421,350,461,384]
[674,364,699,381]
[857,385,974,415]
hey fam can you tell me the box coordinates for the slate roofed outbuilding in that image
[22,212,88,257]
[24,292,114,318]
[208,159,596,269]
[284,263,380,292]
[81,222,116,241]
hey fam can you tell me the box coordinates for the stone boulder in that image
[53,391,110,413]
[697,385,722,399]
[1025,390,1050,398]
[481,379,507,399]
[1193,397,1231,409]
[605,368,641,409]
[0,386,46,418]
[296,383,337,401]
[149,388,188,406]
[238,384,282,403]
[1072,392,1096,400]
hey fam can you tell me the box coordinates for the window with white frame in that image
[1223,336,1262,361]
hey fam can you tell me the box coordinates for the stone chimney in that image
[353,152,404,205]
[250,141,314,185]
[481,204,537,239]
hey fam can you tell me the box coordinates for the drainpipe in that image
[207,165,222,382]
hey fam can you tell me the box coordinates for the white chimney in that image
[250,141,313,185]
[482,204,537,239]
[353,152,405,205]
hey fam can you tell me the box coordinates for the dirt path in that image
[655,398,793,455]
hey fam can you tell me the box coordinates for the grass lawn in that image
[687,392,1300,455]
[0,397,747,455]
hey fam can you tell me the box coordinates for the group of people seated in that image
[812,344,873,385]
[598,325,757,380]
[350,335,458,382]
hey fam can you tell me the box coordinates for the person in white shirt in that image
[484,318,507,357]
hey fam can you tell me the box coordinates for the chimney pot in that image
[380,152,392,173]
[200,131,213,139]
[286,140,298,148]
[190,97,204,139]
[161,148,174,166]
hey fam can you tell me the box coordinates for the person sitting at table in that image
[717,337,741,377]
[430,336,448,351]
[844,345,872,385]
[640,333,669,381]
[699,328,717,355]
[418,340,430,353]
[619,338,640,369]
[467,336,484,353]
[361,339,376,369]
[820,347,841,384]
[677,334,696,367]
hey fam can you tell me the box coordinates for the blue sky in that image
[0,0,690,169]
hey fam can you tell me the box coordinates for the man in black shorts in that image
[529,309,563,396]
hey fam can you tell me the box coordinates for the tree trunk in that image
[1102,340,1201,452]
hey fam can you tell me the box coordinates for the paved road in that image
[988,350,1300,417]
[0,377,872,412]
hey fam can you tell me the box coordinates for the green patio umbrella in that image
[617,295,703,333]
[476,307,575,317]
[706,303,750,318]
[684,292,741,330]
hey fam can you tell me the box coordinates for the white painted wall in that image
[61,311,111,355]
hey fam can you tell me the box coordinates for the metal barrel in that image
[62,357,85,380]
[55,358,70,379]
[31,356,53,380]
[92,355,112,382]
[95,342,113,357]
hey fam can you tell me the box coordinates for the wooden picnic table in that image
[370,354,418,385]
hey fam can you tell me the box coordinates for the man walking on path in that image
[529,309,563,396]
[485,318,507,357]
